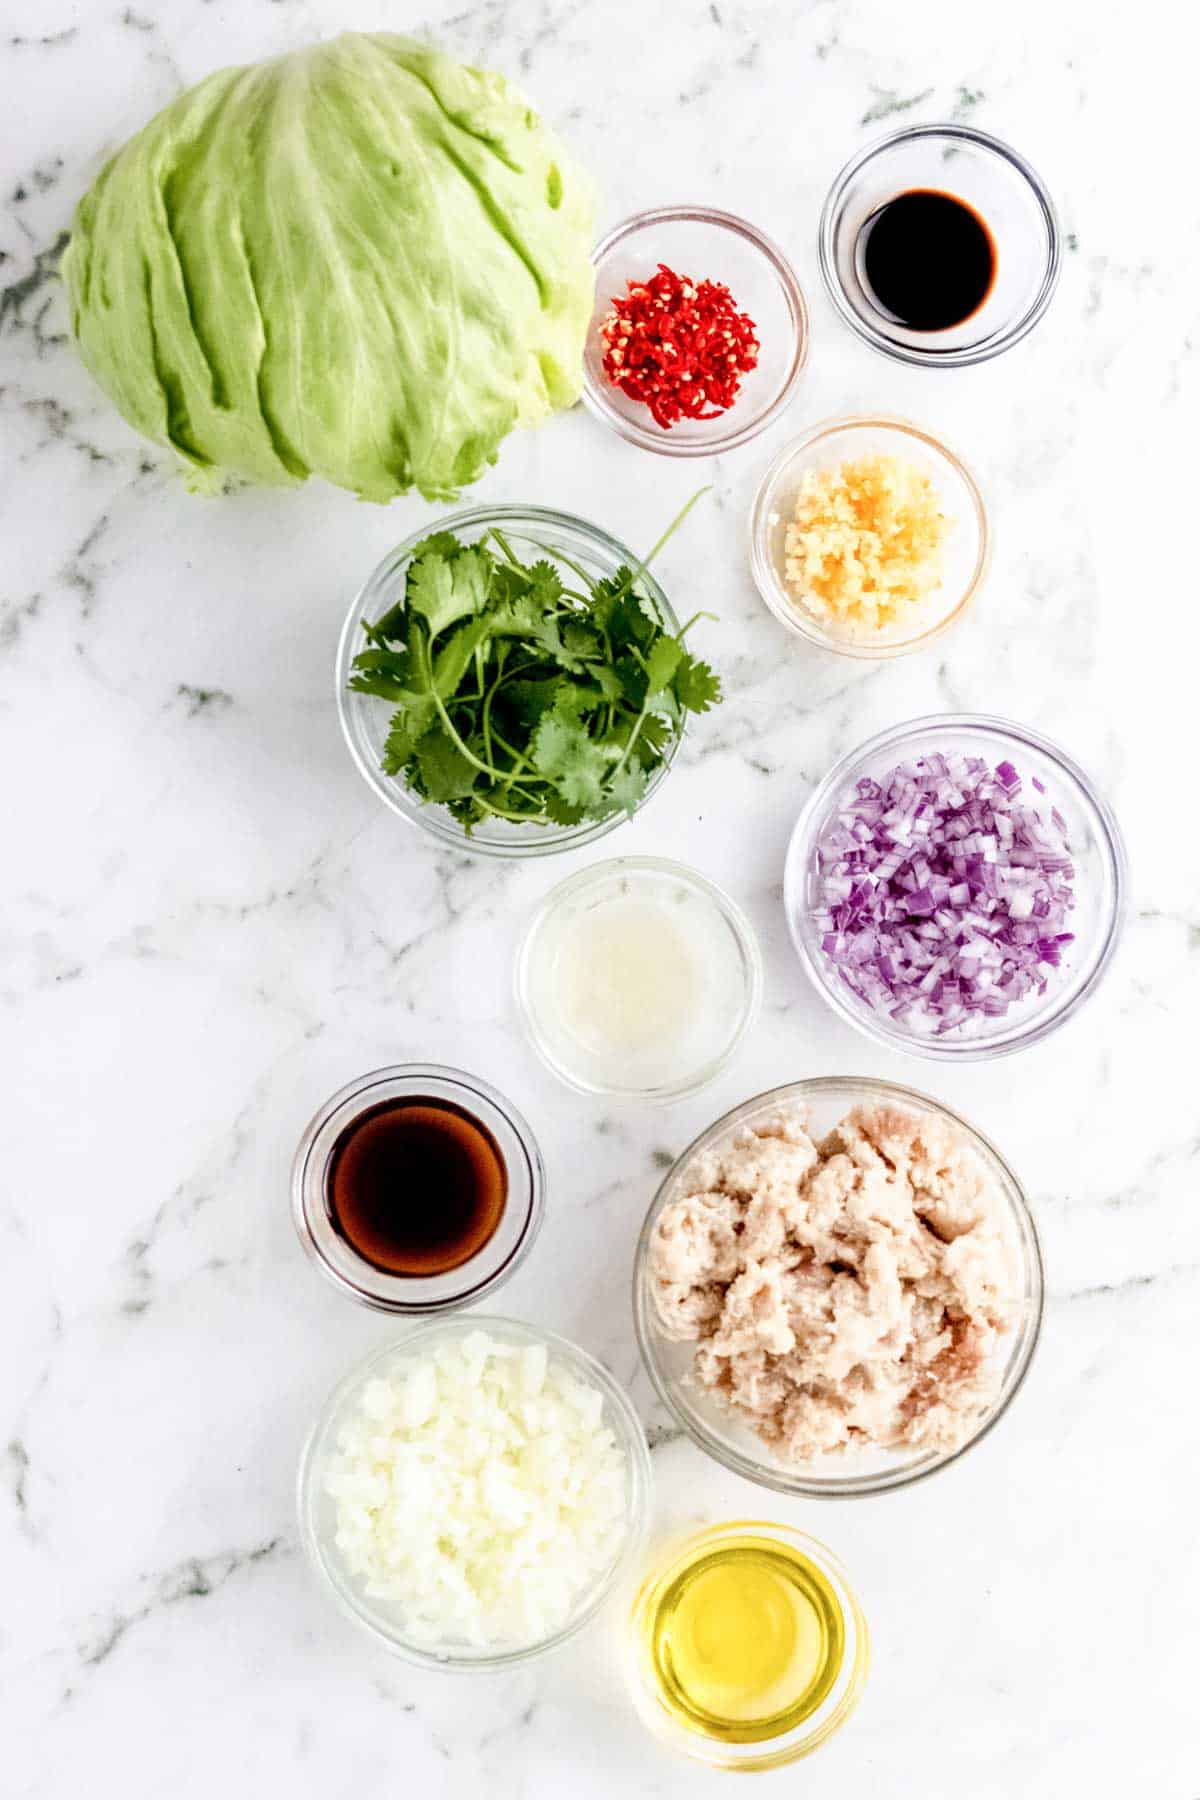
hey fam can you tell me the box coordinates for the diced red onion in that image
[810,752,1076,1035]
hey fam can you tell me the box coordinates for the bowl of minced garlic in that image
[749,415,989,656]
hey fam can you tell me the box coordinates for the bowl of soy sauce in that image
[819,122,1061,367]
[292,1065,545,1312]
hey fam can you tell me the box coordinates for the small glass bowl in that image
[298,1316,653,1668]
[626,1520,869,1770]
[336,506,683,858]
[748,415,989,657]
[819,123,1061,367]
[581,206,809,456]
[633,1077,1043,1498]
[514,857,763,1101]
[291,1064,544,1313]
[784,715,1127,1060]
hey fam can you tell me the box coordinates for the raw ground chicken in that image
[782,453,950,633]
[649,1103,1018,1461]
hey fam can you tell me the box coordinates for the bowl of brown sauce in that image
[292,1064,545,1312]
[818,122,1060,367]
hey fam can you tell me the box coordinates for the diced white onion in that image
[324,1331,628,1649]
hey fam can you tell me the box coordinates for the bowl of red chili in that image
[582,205,809,456]
[784,715,1127,1061]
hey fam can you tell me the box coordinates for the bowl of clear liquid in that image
[514,857,762,1101]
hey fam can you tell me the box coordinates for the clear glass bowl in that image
[748,415,989,657]
[291,1064,544,1313]
[819,124,1061,367]
[298,1316,653,1668]
[336,506,683,858]
[626,1520,869,1770]
[514,857,763,1101]
[582,206,809,456]
[633,1077,1043,1498]
[784,715,1127,1060]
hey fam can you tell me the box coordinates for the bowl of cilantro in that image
[337,498,721,857]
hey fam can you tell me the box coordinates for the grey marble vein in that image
[78,1538,284,1671]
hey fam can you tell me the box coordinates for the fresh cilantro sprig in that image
[349,492,720,834]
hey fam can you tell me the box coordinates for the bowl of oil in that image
[626,1521,869,1770]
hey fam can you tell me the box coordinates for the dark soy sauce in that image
[326,1098,507,1276]
[859,189,997,332]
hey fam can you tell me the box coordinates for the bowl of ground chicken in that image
[633,1077,1042,1496]
[748,416,989,657]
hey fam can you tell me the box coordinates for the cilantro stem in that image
[490,723,527,765]
[420,641,516,784]
[486,527,525,572]
[601,486,712,614]
[641,486,712,570]
[475,795,545,822]
[535,543,594,594]
[480,668,503,767]
[608,701,651,781]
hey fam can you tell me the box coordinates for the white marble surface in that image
[3,1,1198,1795]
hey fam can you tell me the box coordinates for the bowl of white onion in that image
[298,1317,652,1667]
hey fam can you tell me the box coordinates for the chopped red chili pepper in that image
[600,263,760,430]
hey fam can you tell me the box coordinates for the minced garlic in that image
[782,454,950,633]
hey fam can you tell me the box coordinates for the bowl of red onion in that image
[785,714,1127,1060]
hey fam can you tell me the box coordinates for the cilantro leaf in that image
[560,617,601,660]
[431,615,492,700]
[645,636,683,696]
[606,760,649,817]
[407,550,488,639]
[348,645,414,701]
[674,652,723,713]
[530,711,612,810]
[413,726,480,802]
[446,792,486,830]
[408,529,464,563]
[527,560,564,609]
[488,562,534,608]
[615,653,647,708]
[362,599,409,645]
[448,546,491,615]
[542,790,590,826]
[634,713,673,767]
[504,675,565,727]
[382,701,434,775]
[491,592,544,638]
[590,664,624,703]
[530,613,598,672]
[406,554,454,632]
[594,576,659,653]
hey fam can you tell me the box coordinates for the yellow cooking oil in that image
[641,1531,846,1745]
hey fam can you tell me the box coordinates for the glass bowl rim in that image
[817,121,1062,368]
[632,1074,1045,1498]
[513,854,765,1100]
[747,413,991,659]
[784,711,1129,1060]
[581,203,810,456]
[290,1062,545,1314]
[336,503,685,860]
[297,1313,654,1669]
